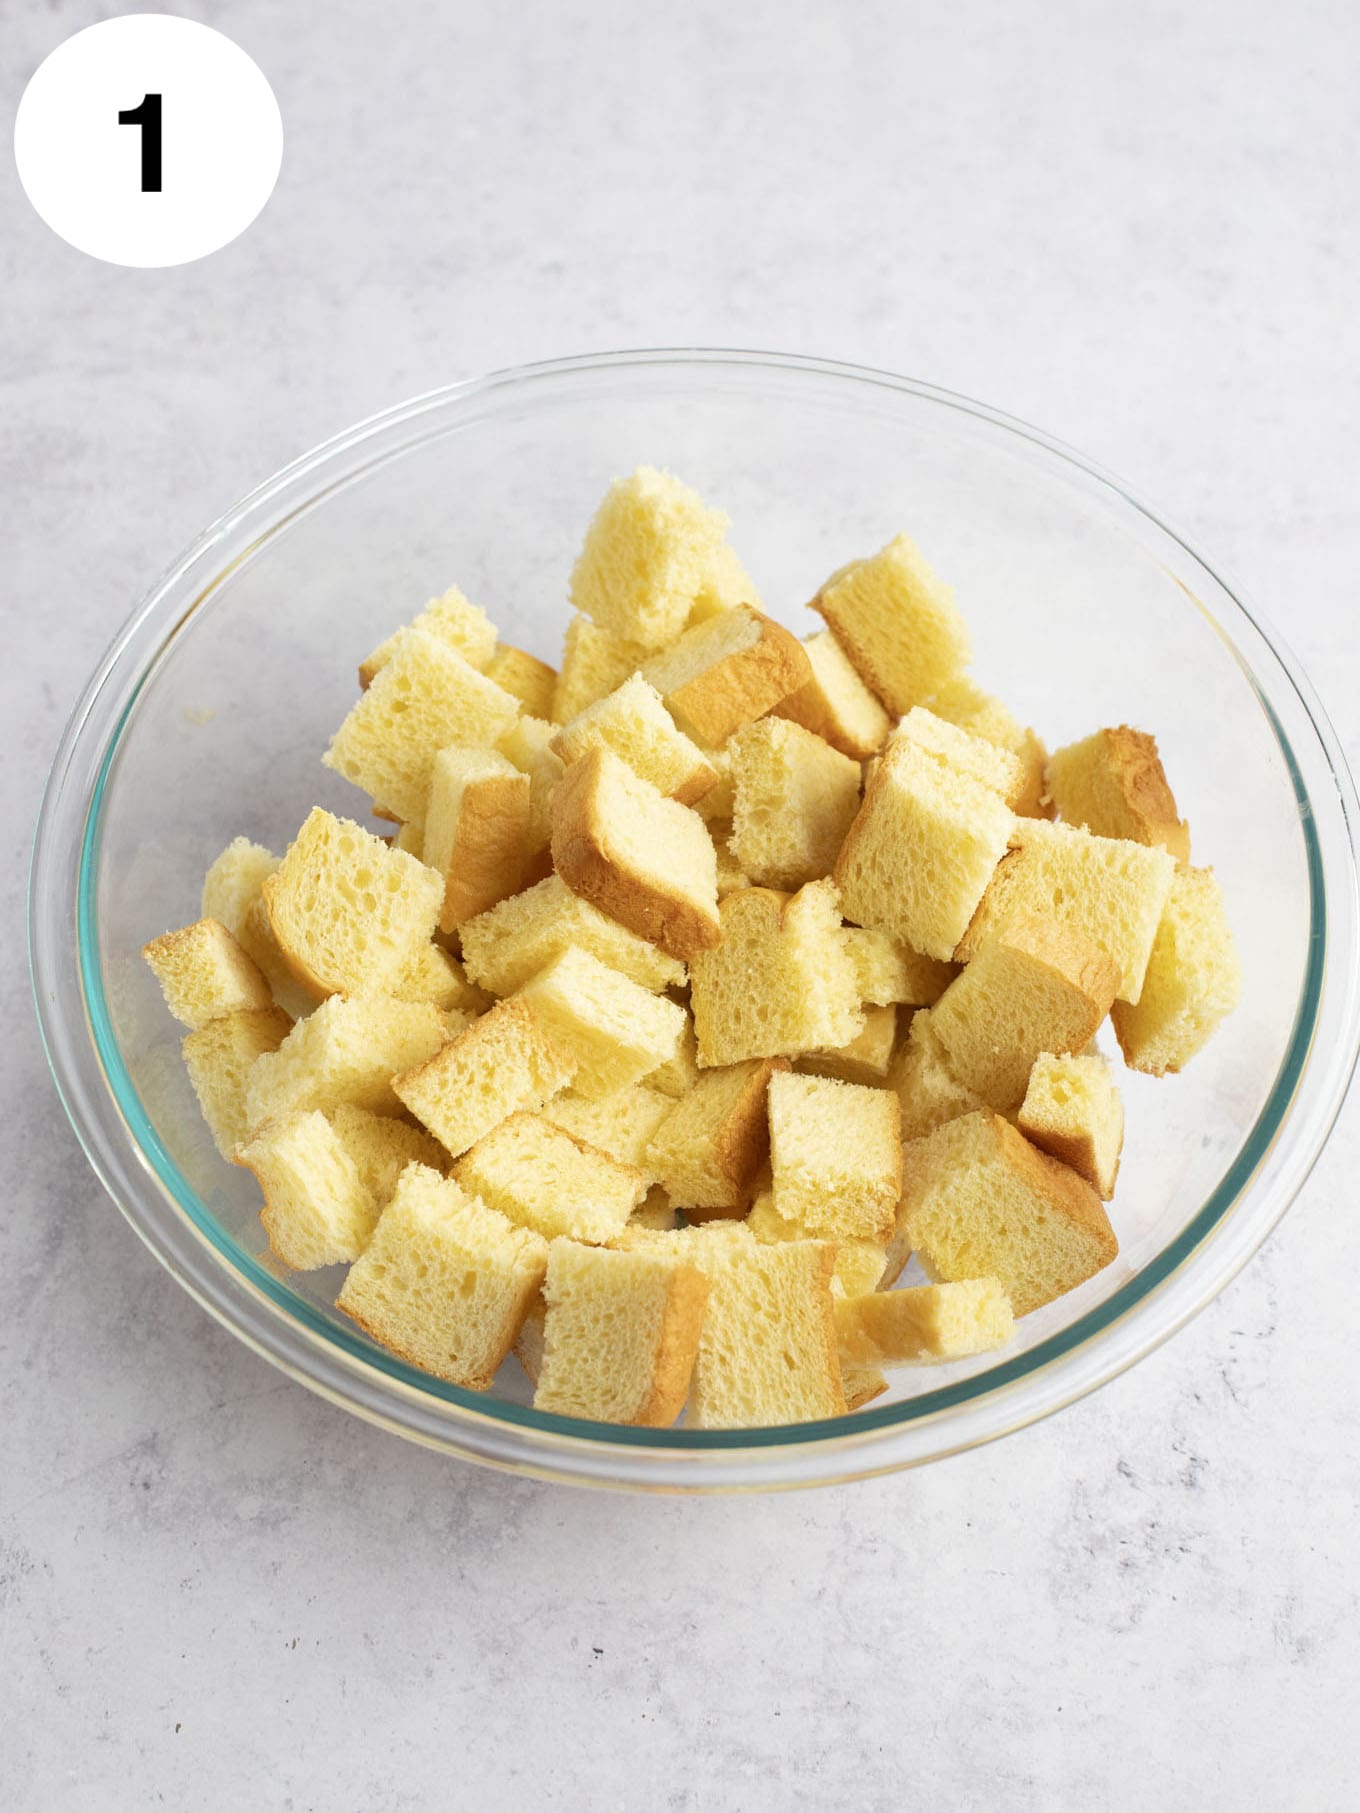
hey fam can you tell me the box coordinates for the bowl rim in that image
[29,345,1360,1489]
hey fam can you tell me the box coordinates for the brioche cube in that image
[956,818,1176,1004]
[774,628,892,759]
[929,915,1120,1110]
[646,1057,785,1217]
[239,1109,378,1270]
[422,746,531,934]
[484,644,557,719]
[325,627,520,828]
[895,707,1027,809]
[649,1014,700,1098]
[460,874,685,998]
[640,604,811,747]
[898,1111,1118,1317]
[746,1191,887,1297]
[888,1009,988,1142]
[142,917,273,1029]
[836,1279,1014,1366]
[533,1239,709,1424]
[515,945,685,1098]
[843,925,957,1007]
[841,1364,890,1410]
[570,466,729,649]
[237,893,321,1021]
[550,747,720,962]
[835,736,1015,960]
[726,717,862,890]
[1046,726,1190,860]
[797,1004,898,1085]
[456,1111,645,1243]
[690,880,863,1066]
[926,677,1050,819]
[1111,865,1241,1075]
[358,585,497,688]
[551,673,716,806]
[182,1006,293,1159]
[812,534,971,715]
[245,994,448,1133]
[337,1165,547,1389]
[393,941,492,1014]
[262,808,443,998]
[392,998,574,1159]
[326,1104,446,1204]
[551,614,652,725]
[201,836,279,938]
[1018,1052,1124,1199]
[541,1085,674,1178]
[495,714,565,872]
[767,1071,902,1242]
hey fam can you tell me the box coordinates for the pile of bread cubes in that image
[142,467,1241,1430]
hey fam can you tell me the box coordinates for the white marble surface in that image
[4,1,1360,1805]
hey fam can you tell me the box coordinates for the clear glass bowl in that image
[30,350,1360,1490]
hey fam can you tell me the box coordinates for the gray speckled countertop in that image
[4,2,1359,1805]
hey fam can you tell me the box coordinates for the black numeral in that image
[118,93,163,192]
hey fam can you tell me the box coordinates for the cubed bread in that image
[515,945,686,1097]
[456,1112,645,1243]
[358,585,498,688]
[325,1103,447,1205]
[927,677,1050,819]
[236,894,320,1020]
[1111,865,1241,1074]
[894,706,1028,809]
[1018,1052,1124,1199]
[337,1164,547,1389]
[812,534,971,715]
[239,1109,380,1270]
[570,466,729,649]
[690,541,761,621]
[325,627,520,827]
[551,674,717,805]
[774,628,892,759]
[707,824,752,899]
[391,998,575,1159]
[956,818,1176,1004]
[835,1279,1014,1365]
[746,1191,887,1298]
[262,807,444,997]
[392,941,493,1015]
[897,1111,1118,1316]
[841,1364,890,1410]
[887,1009,988,1143]
[541,1085,674,1178]
[767,1071,902,1242]
[551,614,652,725]
[142,917,273,1028]
[796,1004,898,1085]
[639,604,811,747]
[496,714,566,870]
[843,925,958,1007]
[929,915,1120,1110]
[201,836,279,938]
[692,742,735,823]
[649,1014,700,1098]
[422,746,531,933]
[726,717,862,890]
[245,994,449,1134]
[460,873,685,997]
[835,735,1015,960]
[1046,726,1190,860]
[550,747,721,961]
[690,880,864,1066]
[533,1239,709,1424]
[484,644,558,719]
[645,1058,786,1216]
[182,1006,294,1159]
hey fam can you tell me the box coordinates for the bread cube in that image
[392,998,575,1159]
[746,1191,887,1297]
[201,836,279,938]
[1111,865,1241,1074]
[1018,1052,1124,1199]
[234,892,319,1022]
[690,880,863,1066]
[774,628,892,759]
[835,736,1015,960]
[551,614,652,725]
[456,1112,645,1244]
[645,1057,785,1216]
[689,542,762,622]
[707,825,751,899]
[358,585,497,688]
[929,915,1119,1110]
[533,1239,709,1424]
[841,1364,890,1410]
[325,627,520,827]
[570,466,729,649]
[648,1013,700,1098]
[325,1103,446,1205]
[551,674,717,805]
[926,677,1050,819]
[240,1109,379,1270]
[392,941,493,1014]
[956,818,1176,1004]
[245,994,448,1134]
[835,1279,1014,1365]
[887,1009,987,1143]
[262,807,444,998]
[796,1004,898,1085]
[898,1111,1118,1316]
[460,874,685,998]
[693,742,735,823]
[812,534,971,715]
[182,1006,293,1159]
[640,604,811,746]
[484,643,558,719]
[337,1165,547,1389]
[843,926,957,1007]
[895,706,1027,808]
[550,747,721,962]
[767,1071,902,1242]
[495,714,566,869]
[1046,726,1190,860]
[422,747,531,934]
[726,717,862,890]
[515,945,686,1098]
[541,1084,675,1177]
[142,917,273,1028]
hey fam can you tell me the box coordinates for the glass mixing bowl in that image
[30,350,1360,1490]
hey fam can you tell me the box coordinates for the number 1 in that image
[118,93,162,192]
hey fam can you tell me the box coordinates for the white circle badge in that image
[14,14,283,268]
